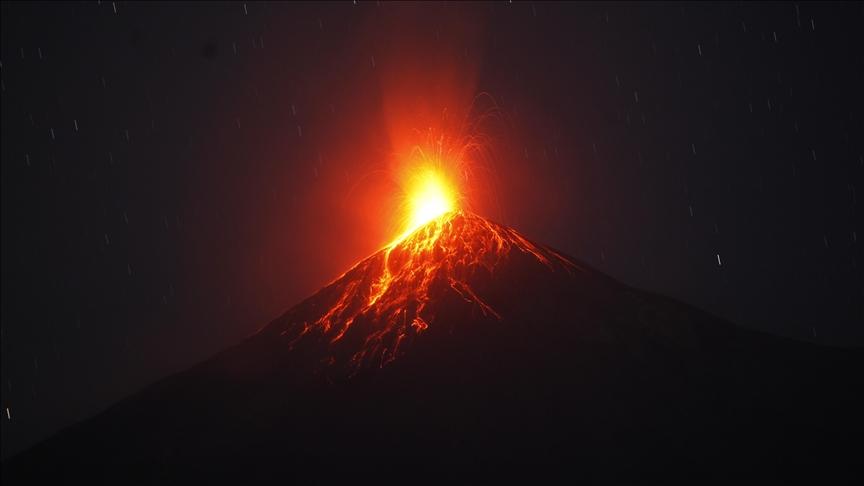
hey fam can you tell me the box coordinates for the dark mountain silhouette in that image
[3,211,861,483]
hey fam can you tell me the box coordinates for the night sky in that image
[2,1,862,459]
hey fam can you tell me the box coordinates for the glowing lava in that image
[270,211,578,375]
[402,169,458,237]
[387,129,476,246]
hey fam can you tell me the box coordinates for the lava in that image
[275,211,577,373]
[390,134,467,246]
[398,168,458,241]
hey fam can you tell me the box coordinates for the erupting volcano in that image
[7,1,864,482]
[4,207,860,483]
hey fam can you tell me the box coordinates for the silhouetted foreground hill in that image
[4,212,861,483]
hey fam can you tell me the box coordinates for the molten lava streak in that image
[274,210,576,374]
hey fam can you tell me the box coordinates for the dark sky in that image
[2,1,862,459]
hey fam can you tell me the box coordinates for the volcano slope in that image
[4,211,861,483]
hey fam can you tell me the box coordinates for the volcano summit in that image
[4,212,860,483]
[268,211,577,375]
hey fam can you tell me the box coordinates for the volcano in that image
[4,211,861,483]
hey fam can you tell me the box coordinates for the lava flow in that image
[269,209,577,374]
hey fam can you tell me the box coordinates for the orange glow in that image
[267,1,521,372]
[386,123,494,247]
[395,166,459,244]
[404,169,457,231]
